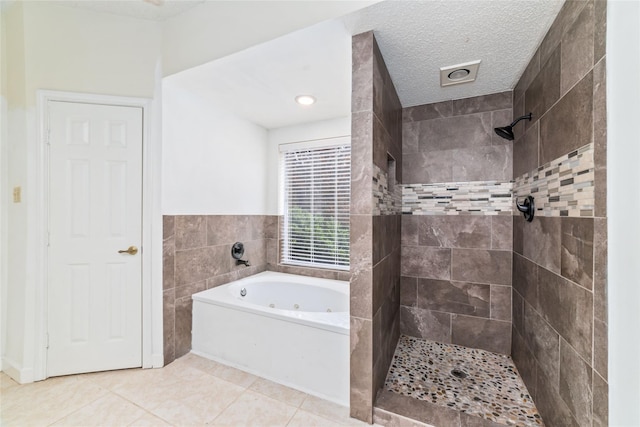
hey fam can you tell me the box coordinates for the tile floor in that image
[384,336,543,426]
[1,353,378,427]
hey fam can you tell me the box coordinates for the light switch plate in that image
[13,186,21,203]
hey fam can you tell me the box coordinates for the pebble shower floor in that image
[384,335,543,426]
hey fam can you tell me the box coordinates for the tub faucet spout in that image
[236,259,251,267]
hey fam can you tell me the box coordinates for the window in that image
[280,139,350,270]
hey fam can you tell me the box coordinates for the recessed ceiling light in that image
[440,60,481,87]
[295,95,316,106]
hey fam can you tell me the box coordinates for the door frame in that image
[32,90,163,381]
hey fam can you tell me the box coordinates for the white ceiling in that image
[166,0,564,129]
[55,0,204,21]
[59,0,565,129]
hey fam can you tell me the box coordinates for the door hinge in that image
[45,128,51,145]
[45,333,49,349]
[46,231,50,247]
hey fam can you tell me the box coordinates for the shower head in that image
[494,113,533,141]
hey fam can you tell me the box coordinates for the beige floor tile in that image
[0,375,108,426]
[146,375,245,426]
[128,412,173,426]
[286,409,343,427]
[0,373,19,392]
[211,390,297,427]
[51,392,148,426]
[249,378,308,408]
[300,395,368,427]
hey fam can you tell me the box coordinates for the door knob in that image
[118,246,138,255]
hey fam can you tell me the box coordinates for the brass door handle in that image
[118,246,138,255]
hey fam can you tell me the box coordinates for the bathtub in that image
[191,271,350,405]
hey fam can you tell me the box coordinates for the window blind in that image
[281,143,350,270]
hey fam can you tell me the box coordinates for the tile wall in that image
[510,1,608,426]
[162,215,277,364]
[399,91,514,354]
[350,31,403,423]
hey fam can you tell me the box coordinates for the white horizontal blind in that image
[282,144,350,270]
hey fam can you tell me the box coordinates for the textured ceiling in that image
[55,0,204,21]
[341,0,564,107]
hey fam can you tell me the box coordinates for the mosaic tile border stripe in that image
[401,181,513,215]
[373,164,402,216]
[513,143,594,217]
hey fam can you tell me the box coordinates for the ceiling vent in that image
[440,60,481,87]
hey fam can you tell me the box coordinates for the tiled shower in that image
[348,0,607,425]
[161,1,607,426]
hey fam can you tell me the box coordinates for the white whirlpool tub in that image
[191,271,350,405]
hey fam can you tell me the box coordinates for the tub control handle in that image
[240,288,247,297]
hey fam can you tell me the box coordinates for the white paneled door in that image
[47,101,143,377]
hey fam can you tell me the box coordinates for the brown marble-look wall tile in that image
[403,100,452,123]
[402,149,452,184]
[522,216,561,274]
[512,290,524,334]
[535,370,580,427]
[352,32,374,114]
[537,267,593,361]
[452,92,512,116]
[419,216,491,249]
[417,279,490,318]
[450,145,513,182]
[593,217,607,321]
[451,249,511,285]
[175,297,192,358]
[539,0,589,65]
[561,217,594,289]
[592,371,608,427]
[491,109,514,145]
[175,215,207,250]
[490,285,511,321]
[451,315,511,354]
[525,46,561,130]
[401,215,418,246]
[513,121,539,178]
[419,113,493,151]
[513,215,524,255]
[540,71,593,164]
[403,121,419,154]
[512,253,539,308]
[175,245,229,286]
[350,317,373,423]
[163,289,175,365]
[401,246,451,280]
[593,58,607,218]
[350,215,373,319]
[376,390,462,427]
[560,1,594,95]
[400,276,417,307]
[163,221,175,291]
[491,215,513,250]
[511,328,537,399]
[351,111,374,215]
[523,302,560,384]
[559,339,593,426]
[400,306,451,343]
[593,0,606,63]
[593,318,607,380]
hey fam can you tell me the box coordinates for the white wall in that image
[266,116,351,215]
[162,1,380,77]
[1,1,163,382]
[162,82,269,215]
[607,1,640,425]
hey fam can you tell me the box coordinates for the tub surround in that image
[192,272,350,405]
[511,0,607,425]
[399,91,514,355]
[350,31,403,423]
